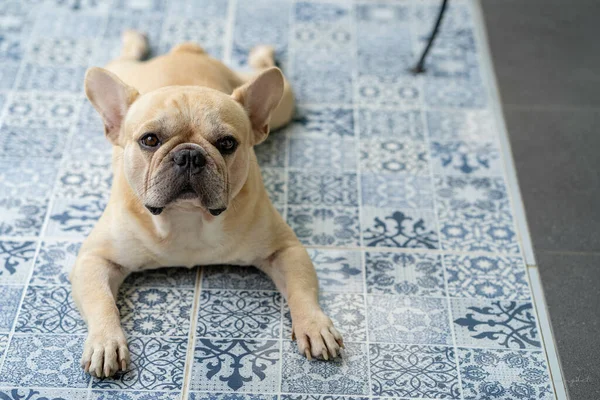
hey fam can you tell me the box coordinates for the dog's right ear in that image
[84,67,139,145]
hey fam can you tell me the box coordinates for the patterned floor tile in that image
[288,171,358,207]
[356,75,421,107]
[18,64,87,92]
[0,63,19,89]
[190,393,275,400]
[16,285,85,334]
[124,267,198,288]
[426,110,496,142]
[370,343,460,398]
[281,341,369,395]
[118,287,194,337]
[114,0,166,12]
[0,332,7,359]
[68,125,113,163]
[0,240,36,284]
[431,140,503,176]
[93,337,187,390]
[0,196,48,237]
[27,37,95,66]
[0,126,69,160]
[0,285,23,332]
[159,16,225,59]
[190,338,280,392]
[261,167,286,205]
[255,133,286,168]
[32,12,104,37]
[284,293,366,341]
[451,298,541,350]
[361,207,438,249]
[282,396,367,400]
[166,0,228,19]
[358,109,424,141]
[289,106,354,138]
[55,158,113,199]
[46,196,107,238]
[288,206,360,247]
[0,158,58,198]
[361,173,434,209]
[368,295,452,345]
[30,240,81,286]
[459,348,554,400]
[0,334,89,388]
[197,290,282,339]
[424,76,487,109]
[445,254,530,300]
[365,251,445,297]
[0,388,88,400]
[309,248,363,293]
[360,138,429,176]
[202,266,276,291]
[4,91,80,129]
[92,391,181,400]
[289,136,357,173]
[292,71,353,105]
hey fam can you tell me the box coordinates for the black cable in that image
[412,0,449,74]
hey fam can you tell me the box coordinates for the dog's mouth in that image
[144,185,227,216]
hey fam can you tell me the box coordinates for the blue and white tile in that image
[261,167,286,205]
[0,34,25,62]
[0,334,89,387]
[46,197,107,238]
[459,348,554,400]
[370,344,460,398]
[0,63,20,89]
[451,298,541,350]
[118,287,194,337]
[159,17,225,59]
[292,71,353,105]
[0,126,69,160]
[68,125,113,162]
[4,91,80,129]
[55,158,113,200]
[202,266,276,291]
[356,75,421,107]
[295,1,351,24]
[103,13,164,51]
[435,176,520,253]
[27,37,95,66]
[0,285,23,332]
[190,338,280,392]
[255,133,286,168]
[16,285,85,334]
[287,206,360,247]
[166,0,228,19]
[18,64,87,92]
[445,254,530,300]
[288,106,354,138]
[0,388,87,400]
[361,207,438,249]
[281,397,366,400]
[430,140,503,176]
[190,394,275,400]
[93,337,186,391]
[365,251,445,297]
[309,248,363,293]
[293,20,352,55]
[0,196,48,237]
[0,158,58,198]
[0,240,36,284]
[45,0,112,12]
[424,76,487,109]
[289,171,357,207]
[289,136,357,173]
[197,290,282,339]
[360,138,429,176]
[0,333,7,361]
[361,174,433,209]
[427,109,496,142]
[30,240,81,286]
[123,266,198,288]
[114,0,166,12]
[92,390,181,400]
[368,295,451,345]
[358,109,424,141]
[281,341,369,395]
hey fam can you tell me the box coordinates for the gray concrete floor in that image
[481,0,600,398]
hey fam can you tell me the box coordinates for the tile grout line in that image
[181,266,203,399]
[222,0,237,67]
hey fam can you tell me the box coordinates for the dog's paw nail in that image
[121,359,127,371]
[304,349,312,361]
[322,350,329,361]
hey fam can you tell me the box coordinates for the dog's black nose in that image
[173,149,206,174]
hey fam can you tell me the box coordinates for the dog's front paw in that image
[81,329,130,378]
[291,310,344,360]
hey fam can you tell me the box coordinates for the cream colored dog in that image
[70,31,344,378]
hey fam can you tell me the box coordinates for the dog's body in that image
[70,31,343,378]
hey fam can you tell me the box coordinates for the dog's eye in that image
[216,136,238,154]
[140,133,160,149]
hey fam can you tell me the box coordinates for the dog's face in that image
[84,67,284,216]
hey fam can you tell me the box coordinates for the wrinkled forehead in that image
[125,86,250,140]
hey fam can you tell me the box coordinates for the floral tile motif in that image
[426,110,496,141]
[356,75,421,107]
[362,207,438,249]
[292,71,353,105]
[459,348,553,400]
[358,109,424,141]
[123,267,198,288]
[289,106,354,138]
[0,333,7,359]
[166,0,228,19]
[451,298,541,349]
[190,394,275,400]
[0,63,19,89]
[0,126,69,160]
[309,248,363,293]
[18,64,87,92]
[92,390,180,400]
[361,174,433,209]
[430,141,503,176]
[255,133,286,168]
[202,266,276,291]
[282,397,367,400]
[360,138,429,175]
[295,1,351,24]
[365,251,445,297]
[370,344,460,398]
[284,293,366,341]
[0,196,48,237]
[32,11,104,38]
[368,295,451,345]
[28,37,95,66]
[190,339,280,392]
[30,241,81,286]
[16,285,85,334]
[0,158,58,198]
[56,158,113,200]
[93,337,187,390]
[0,240,36,284]
[118,287,194,336]
[281,341,369,395]
[197,290,282,339]
[159,17,225,59]
[288,172,358,207]
[288,206,360,247]
[68,125,113,163]
[289,136,357,173]
[4,91,80,128]
[261,167,286,205]
[0,334,89,387]
[0,388,87,400]
[0,285,23,332]
[424,76,487,109]
[46,196,107,238]
[445,254,530,300]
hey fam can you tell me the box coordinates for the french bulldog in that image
[70,30,344,378]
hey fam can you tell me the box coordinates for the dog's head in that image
[84,67,284,216]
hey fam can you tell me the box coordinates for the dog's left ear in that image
[232,67,284,145]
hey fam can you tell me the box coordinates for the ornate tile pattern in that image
[0,0,556,398]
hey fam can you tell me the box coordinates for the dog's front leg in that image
[260,245,344,360]
[71,253,130,377]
